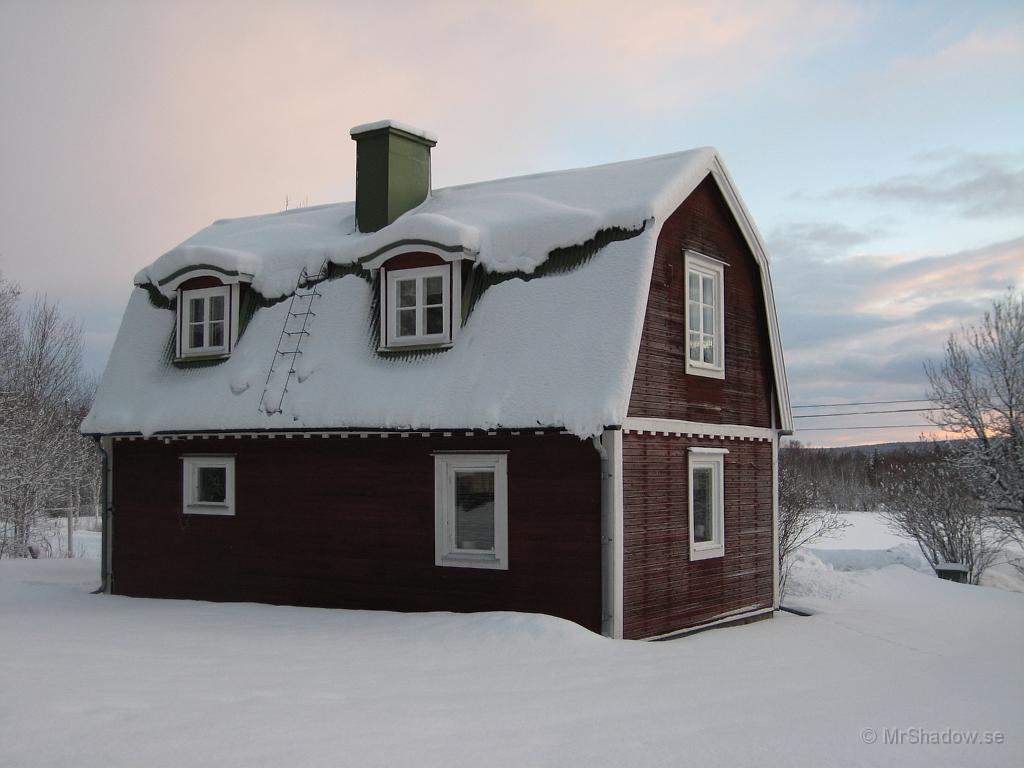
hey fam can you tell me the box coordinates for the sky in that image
[1,0,1021,446]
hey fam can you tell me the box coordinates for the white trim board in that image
[622,417,773,441]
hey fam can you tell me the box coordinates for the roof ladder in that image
[257,259,330,415]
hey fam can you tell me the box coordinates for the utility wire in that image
[794,424,938,431]
[792,398,932,409]
[793,407,936,419]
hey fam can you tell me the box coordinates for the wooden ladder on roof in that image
[257,259,330,415]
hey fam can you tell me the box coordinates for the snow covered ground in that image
[2,515,1022,767]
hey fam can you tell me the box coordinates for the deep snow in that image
[2,517,1022,768]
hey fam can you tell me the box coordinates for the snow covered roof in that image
[84,148,792,437]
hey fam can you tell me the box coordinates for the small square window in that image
[182,456,235,516]
[684,251,725,379]
[434,453,508,569]
[688,448,726,560]
[383,265,451,348]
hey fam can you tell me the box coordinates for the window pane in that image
[209,295,225,321]
[703,335,715,364]
[702,275,715,304]
[424,276,443,305]
[425,306,444,335]
[688,272,700,301]
[702,306,714,336]
[197,466,226,503]
[190,323,204,349]
[689,332,700,361]
[455,470,495,551]
[398,280,416,308]
[692,467,713,543]
[208,321,224,347]
[398,308,416,337]
[189,298,204,323]
[689,303,700,333]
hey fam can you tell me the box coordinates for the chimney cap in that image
[350,119,437,146]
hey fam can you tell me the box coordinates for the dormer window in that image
[377,256,462,350]
[172,276,243,361]
[388,265,449,345]
[184,286,229,355]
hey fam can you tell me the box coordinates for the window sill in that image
[685,361,725,380]
[437,551,508,570]
[378,341,453,353]
[183,504,234,517]
[175,352,230,363]
[690,544,724,561]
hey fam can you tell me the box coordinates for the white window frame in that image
[178,285,233,359]
[433,452,508,570]
[684,250,725,379]
[383,264,451,348]
[181,455,236,516]
[688,447,727,561]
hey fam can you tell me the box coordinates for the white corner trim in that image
[623,417,773,441]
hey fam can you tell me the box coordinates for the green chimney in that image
[350,120,437,233]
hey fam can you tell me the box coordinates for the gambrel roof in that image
[82,148,792,438]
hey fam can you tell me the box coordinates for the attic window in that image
[684,251,725,379]
[175,283,239,360]
[381,264,454,348]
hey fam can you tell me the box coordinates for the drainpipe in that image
[92,436,113,594]
[591,428,623,639]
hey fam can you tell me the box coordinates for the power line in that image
[794,423,939,431]
[790,403,937,409]
[794,407,936,419]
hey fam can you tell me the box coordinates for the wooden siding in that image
[111,433,602,632]
[622,432,774,639]
[628,175,775,427]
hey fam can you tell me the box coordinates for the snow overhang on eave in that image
[357,239,478,270]
[140,264,256,293]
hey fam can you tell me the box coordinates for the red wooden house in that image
[83,121,793,640]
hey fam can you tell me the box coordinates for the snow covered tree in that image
[881,442,1000,584]
[925,290,1024,572]
[0,272,99,558]
[778,444,848,596]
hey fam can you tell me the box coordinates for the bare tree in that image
[0,273,99,558]
[926,290,1024,572]
[778,444,849,596]
[881,442,1001,584]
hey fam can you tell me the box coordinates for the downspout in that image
[92,436,113,595]
[591,428,623,639]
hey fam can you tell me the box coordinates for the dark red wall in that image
[111,433,602,632]
[622,432,773,639]
[628,175,776,427]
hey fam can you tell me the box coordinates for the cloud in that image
[769,220,888,262]
[821,150,1024,219]
[771,229,1023,444]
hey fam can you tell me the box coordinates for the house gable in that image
[628,174,783,430]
